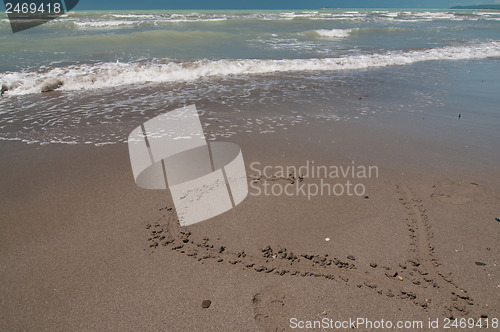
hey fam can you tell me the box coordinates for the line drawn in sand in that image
[147,179,491,328]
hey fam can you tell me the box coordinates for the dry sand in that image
[1,110,499,331]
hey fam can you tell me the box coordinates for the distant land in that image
[450,4,500,9]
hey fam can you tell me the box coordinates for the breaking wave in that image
[1,42,499,96]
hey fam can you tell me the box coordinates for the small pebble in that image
[495,217,500,222]
[364,195,369,199]
[202,300,211,309]
[325,237,330,242]
[370,262,377,268]
[475,261,486,266]
[347,255,355,261]
[1,84,8,96]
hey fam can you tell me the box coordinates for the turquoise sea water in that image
[1,10,500,73]
[0,9,499,145]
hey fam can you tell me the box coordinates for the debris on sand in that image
[201,300,211,308]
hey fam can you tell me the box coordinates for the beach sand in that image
[1,106,499,331]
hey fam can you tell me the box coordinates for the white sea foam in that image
[1,42,499,96]
[163,18,228,23]
[74,20,139,28]
[413,12,456,20]
[110,14,157,19]
[313,28,353,38]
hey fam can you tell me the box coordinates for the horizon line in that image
[64,7,471,11]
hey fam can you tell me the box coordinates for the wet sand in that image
[1,108,499,331]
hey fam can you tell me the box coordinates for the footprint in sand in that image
[252,283,289,332]
[430,181,486,205]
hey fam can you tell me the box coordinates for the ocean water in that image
[0,9,499,145]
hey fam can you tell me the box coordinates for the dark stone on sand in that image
[364,195,369,199]
[262,245,272,252]
[475,261,486,266]
[370,262,377,268]
[41,79,63,92]
[495,217,500,222]
[219,246,225,253]
[254,266,266,272]
[347,255,355,261]
[278,270,288,276]
[408,260,420,267]
[1,84,8,96]
[201,300,211,308]
[364,282,377,289]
